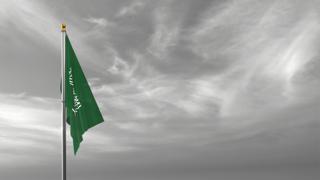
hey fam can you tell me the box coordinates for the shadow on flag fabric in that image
[65,35,104,154]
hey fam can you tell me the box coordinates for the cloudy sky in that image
[0,0,319,179]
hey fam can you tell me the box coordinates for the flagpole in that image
[61,23,67,180]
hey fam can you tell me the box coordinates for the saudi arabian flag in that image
[65,35,104,154]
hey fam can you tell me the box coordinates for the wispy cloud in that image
[116,1,145,17]
[186,0,320,116]
[0,0,60,47]
[0,93,60,166]
[0,0,112,73]
[84,17,114,28]
[147,6,180,58]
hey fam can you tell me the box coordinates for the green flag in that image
[65,35,104,154]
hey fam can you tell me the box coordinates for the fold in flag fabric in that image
[65,35,104,154]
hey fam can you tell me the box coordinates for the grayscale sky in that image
[0,0,319,180]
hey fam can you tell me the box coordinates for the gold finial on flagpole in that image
[61,23,66,32]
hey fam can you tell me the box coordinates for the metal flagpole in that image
[61,23,67,180]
